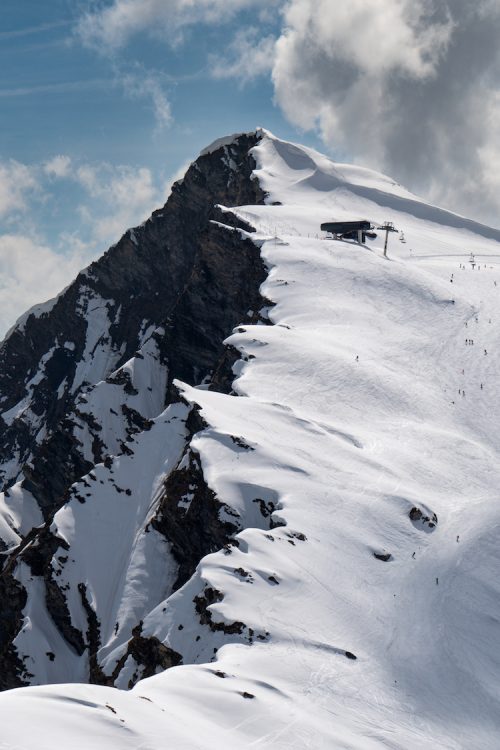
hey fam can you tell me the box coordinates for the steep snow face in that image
[13,402,188,687]
[70,287,123,395]
[0,285,126,490]
[2,130,500,748]
[71,331,169,463]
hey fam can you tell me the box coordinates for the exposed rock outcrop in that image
[0,131,272,689]
[152,405,241,592]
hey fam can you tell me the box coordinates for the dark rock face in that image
[0,131,272,690]
[0,132,266,513]
[78,582,109,686]
[114,623,183,688]
[22,528,86,656]
[373,551,392,562]
[193,587,245,635]
[22,428,94,521]
[152,434,240,591]
[409,506,438,530]
[0,573,29,689]
[157,218,268,389]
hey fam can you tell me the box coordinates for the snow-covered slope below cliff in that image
[1,130,500,748]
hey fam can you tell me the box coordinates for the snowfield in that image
[1,130,500,747]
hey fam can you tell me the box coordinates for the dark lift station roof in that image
[320,220,371,234]
[321,220,372,244]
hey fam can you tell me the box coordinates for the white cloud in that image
[270,0,500,225]
[74,161,162,244]
[77,0,280,50]
[0,154,173,336]
[210,29,276,83]
[163,159,192,198]
[284,0,452,80]
[0,161,39,218]
[272,0,453,148]
[44,155,72,179]
[0,151,163,250]
[0,234,93,338]
[73,0,500,224]
[120,70,172,130]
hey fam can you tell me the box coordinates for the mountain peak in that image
[1,129,500,748]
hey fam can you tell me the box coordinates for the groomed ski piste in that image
[1,130,500,748]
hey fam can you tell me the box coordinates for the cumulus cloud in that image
[74,161,162,244]
[0,155,170,337]
[210,28,276,83]
[120,70,172,130]
[0,234,92,339]
[43,155,72,179]
[273,0,453,152]
[271,0,500,224]
[77,0,279,50]
[1,151,164,250]
[0,161,39,218]
[75,0,500,223]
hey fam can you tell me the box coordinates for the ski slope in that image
[1,130,500,748]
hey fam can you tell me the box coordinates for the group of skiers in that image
[449,262,499,403]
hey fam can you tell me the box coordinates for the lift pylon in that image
[377,221,398,257]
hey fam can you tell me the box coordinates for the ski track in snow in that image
[1,131,500,747]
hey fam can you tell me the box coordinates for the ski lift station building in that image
[321,219,372,243]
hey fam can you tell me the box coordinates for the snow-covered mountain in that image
[0,129,500,748]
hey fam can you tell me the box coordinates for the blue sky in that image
[0,1,320,335]
[1,0,500,336]
[0,1,321,254]
[2,1,318,167]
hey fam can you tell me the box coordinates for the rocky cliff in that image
[0,131,271,688]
